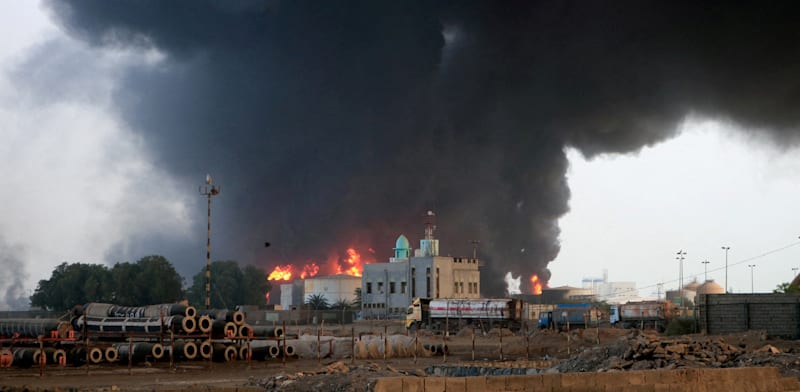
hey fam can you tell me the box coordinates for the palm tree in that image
[352,288,362,309]
[332,298,351,310]
[305,293,330,310]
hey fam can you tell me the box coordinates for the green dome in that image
[395,234,410,250]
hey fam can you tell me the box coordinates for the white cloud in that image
[0,2,190,307]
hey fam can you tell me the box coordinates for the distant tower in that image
[420,210,439,256]
[394,234,411,259]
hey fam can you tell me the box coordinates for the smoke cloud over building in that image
[42,1,800,295]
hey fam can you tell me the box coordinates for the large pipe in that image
[238,324,252,338]
[197,315,213,334]
[68,347,86,366]
[88,347,104,364]
[83,303,196,318]
[73,315,186,334]
[181,317,197,334]
[0,319,73,339]
[211,320,237,338]
[104,346,119,362]
[250,325,284,338]
[0,349,12,367]
[283,343,296,357]
[12,348,39,367]
[114,342,164,363]
[199,340,213,359]
[212,344,237,362]
[180,341,198,360]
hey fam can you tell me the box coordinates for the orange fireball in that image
[267,265,293,281]
[530,274,543,295]
[300,262,320,279]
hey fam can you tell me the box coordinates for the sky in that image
[1,1,800,308]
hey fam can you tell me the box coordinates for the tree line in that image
[30,255,271,311]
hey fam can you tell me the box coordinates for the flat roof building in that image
[361,211,481,319]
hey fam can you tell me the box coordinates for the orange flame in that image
[530,274,543,295]
[335,247,370,277]
[300,262,320,279]
[267,265,293,281]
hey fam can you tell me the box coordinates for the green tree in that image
[305,293,329,310]
[774,282,800,293]
[241,264,272,305]
[133,255,184,304]
[30,262,112,311]
[187,261,270,308]
[110,262,141,305]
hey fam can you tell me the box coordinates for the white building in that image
[582,270,638,304]
[304,275,361,305]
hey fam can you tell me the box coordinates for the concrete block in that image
[626,371,645,385]
[486,376,506,391]
[424,377,446,392]
[444,377,466,392]
[374,377,404,392]
[403,377,424,392]
[541,373,562,390]
[464,376,487,392]
[504,375,529,391]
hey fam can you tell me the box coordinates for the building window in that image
[435,268,440,298]
[459,281,464,294]
[390,281,396,294]
[378,282,384,293]
[401,281,407,294]
[426,268,431,298]
[366,282,372,294]
[454,282,459,294]
[411,268,416,297]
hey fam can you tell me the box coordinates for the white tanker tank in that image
[406,297,522,332]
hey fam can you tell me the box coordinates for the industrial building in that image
[279,275,361,310]
[581,270,638,304]
[361,212,481,319]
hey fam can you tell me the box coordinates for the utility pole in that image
[469,240,480,259]
[200,174,221,310]
[748,264,756,294]
[721,246,730,293]
[701,260,710,282]
[676,250,686,314]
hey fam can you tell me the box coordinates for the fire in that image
[267,264,293,281]
[300,262,319,279]
[335,247,370,277]
[530,274,543,295]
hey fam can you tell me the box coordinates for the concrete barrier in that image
[373,367,800,392]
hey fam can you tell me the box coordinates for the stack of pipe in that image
[113,342,165,363]
[82,303,196,319]
[72,315,189,334]
[0,319,73,339]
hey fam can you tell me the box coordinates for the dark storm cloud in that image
[45,1,800,294]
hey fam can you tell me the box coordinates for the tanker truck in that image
[537,303,602,330]
[610,300,676,332]
[405,297,523,332]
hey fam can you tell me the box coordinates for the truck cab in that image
[609,305,619,325]
[405,297,431,329]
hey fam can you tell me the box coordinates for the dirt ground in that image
[2,321,800,391]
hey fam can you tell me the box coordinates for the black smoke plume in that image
[45,1,800,295]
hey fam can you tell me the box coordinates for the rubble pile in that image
[555,330,800,377]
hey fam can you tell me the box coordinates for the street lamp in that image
[676,250,687,312]
[793,267,798,278]
[701,260,710,282]
[721,246,731,293]
[199,174,221,310]
[748,264,756,294]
